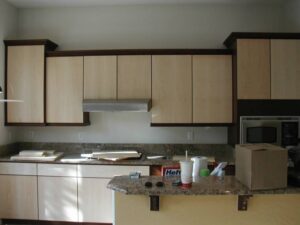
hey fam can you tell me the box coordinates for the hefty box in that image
[161,165,181,176]
[235,144,288,190]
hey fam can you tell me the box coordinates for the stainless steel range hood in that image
[83,99,151,112]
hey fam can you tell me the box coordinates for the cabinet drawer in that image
[0,162,37,175]
[38,164,77,177]
[77,165,149,178]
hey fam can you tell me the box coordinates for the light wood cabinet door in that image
[271,40,300,99]
[78,178,112,223]
[38,176,78,222]
[237,39,271,99]
[117,55,151,99]
[0,175,38,220]
[152,55,192,124]
[84,56,117,99]
[46,57,84,124]
[193,55,232,123]
[6,45,45,124]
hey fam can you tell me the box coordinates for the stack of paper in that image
[10,150,63,161]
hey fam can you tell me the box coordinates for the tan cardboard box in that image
[235,144,287,190]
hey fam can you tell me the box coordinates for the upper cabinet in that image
[117,55,151,99]
[193,55,232,123]
[152,55,192,124]
[84,56,117,100]
[46,56,88,125]
[83,55,151,100]
[271,40,300,99]
[237,39,271,100]
[4,40,57,125]
[224,33,300,101]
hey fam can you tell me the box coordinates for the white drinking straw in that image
[185,150,188,160]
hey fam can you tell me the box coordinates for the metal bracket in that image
[238,194,253,211]
[150,195,160,211]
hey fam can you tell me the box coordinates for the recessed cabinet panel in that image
[152,55,192,123]
[46,56,84,123]
[78,178,112,223]
[38,176,78,222]
[7,45,45,123]
[237,39,271,99]
[0,175,38,220]
[271,40,300,99]
[117,55,151,99]
[193,55,232,123]
[84,56,117,99]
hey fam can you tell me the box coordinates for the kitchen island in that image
[108,176,300,225]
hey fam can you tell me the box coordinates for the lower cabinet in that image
[77,165,150,223]
[0,175,38,220]
[38,176,78,222]
[78,178,112,223]
[0,163,149,223]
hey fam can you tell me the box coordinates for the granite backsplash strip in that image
[0,143,19,157]
[1,142,234,163]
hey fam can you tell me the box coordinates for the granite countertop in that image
[107,175,300,196]
[0,153,177,166]
[107,175,250,195]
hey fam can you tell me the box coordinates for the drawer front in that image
[0,162,37,175]
[38,164,77,177]
[77,165,150,178]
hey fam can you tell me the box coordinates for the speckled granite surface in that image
[15,142,234,163]
[108,176,300,195]
[0,142,234,165]
[107,175,250,195]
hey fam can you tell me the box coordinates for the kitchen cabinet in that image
[38,164,78,222]
[0,175,38,220]
[6,45,44,124]
[46,56,88,125]
[0,163,38,220]
[84,56,117,99]
[152,55,192,124]
[77,165,149,223]
[117,55,151,99]
[193,55,232,123]
[271,40,300,99]
[237,39,271,100]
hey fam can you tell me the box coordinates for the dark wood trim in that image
[4,39,58,51]
[46,122,91,126]
[150,123,233,127]
[224,32,300,48]
[46,49,233,57]
[2,219,111,225]
[237,100,300,116]
[4,44,8,125]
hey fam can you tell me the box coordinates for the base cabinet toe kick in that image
[0,162,149,224]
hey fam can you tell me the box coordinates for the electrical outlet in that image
[187,130,194,141]
[78,132,84,141]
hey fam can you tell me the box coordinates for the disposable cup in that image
[180,160,193,187]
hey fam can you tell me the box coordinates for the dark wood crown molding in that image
[223,32,300,48]
[46,49,232,57]
[4,39,58,51]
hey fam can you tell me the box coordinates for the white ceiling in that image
[7,0,285,8]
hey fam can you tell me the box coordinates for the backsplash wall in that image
[0,0,18,145]
[15,3,286,144]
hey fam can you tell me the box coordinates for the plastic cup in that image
[180,160,193,188]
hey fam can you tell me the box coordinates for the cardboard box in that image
[235,144,287,190]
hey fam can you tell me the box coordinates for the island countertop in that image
[107,175,251,195]
[107,175,300,196]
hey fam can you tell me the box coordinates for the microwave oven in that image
[240,116,300,147]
